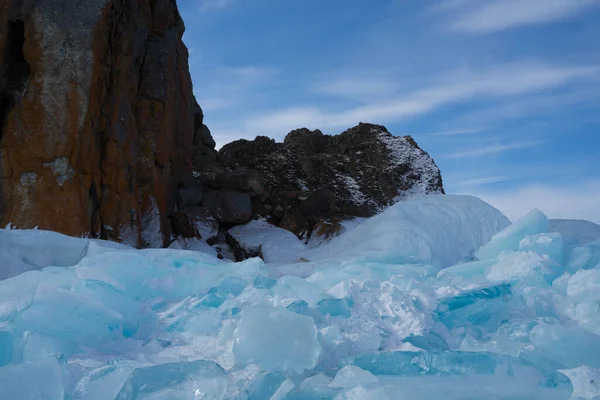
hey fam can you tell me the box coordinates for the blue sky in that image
[178,0,600,223]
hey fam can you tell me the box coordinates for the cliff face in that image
[0,0,209,247]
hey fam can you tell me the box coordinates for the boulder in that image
[219,123,444,217]
[225,233,262,262]
[299,188,337,225]
[169,212,198,239]
[222,170,267,199]
[177,187,204,209]
[279,209,309,239]
[177,206,219,240]
[0,0,217,247]
[202,191,252,225]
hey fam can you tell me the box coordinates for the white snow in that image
[377,129,443,199]
[336,173,368,206]
[228,219,305,263]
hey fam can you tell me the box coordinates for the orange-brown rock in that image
[0,0,209,247]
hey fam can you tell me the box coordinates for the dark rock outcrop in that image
[219,123,444,218]
[0,0,214,247]
[202,190,252,225]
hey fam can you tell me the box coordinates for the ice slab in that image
[244,369,294,400]
[476,209,548,260]
[330,365,378,388]
[0,358,64,400]
[114,360,227,400]
[233,305,321,372]
[0,324,13,366]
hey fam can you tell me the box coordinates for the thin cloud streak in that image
[452,176,512,187]
[446,0,600,34]
[198,0,232,11]
[427,128,486,136]
[241,62,598,136]
[441,141,545,159]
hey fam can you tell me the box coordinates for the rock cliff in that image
[0,0,213,247]
[219,123,444,218]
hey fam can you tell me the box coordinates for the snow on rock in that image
[3,194,600,398]
[377,129,442,201]
[228,219,305,263]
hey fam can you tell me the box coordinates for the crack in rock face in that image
[43,157,75,187]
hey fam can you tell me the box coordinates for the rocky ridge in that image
[174,123,445,259]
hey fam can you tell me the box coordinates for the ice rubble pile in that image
[0,195,600,399]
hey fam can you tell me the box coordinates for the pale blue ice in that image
[1,194,599,399]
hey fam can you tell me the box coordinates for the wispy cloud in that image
[241,62,598,136]
[449,87,600,127]
[194,65,277,112]
[453,176,512,187]
[462,180,600,223]
[427,128,486,136]
[313,76,402,99]
[442,0,600,34]
[198,0,233,11]
[441,141,545,159]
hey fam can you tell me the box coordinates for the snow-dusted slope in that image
[310,194,510,268]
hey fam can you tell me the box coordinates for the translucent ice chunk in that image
[487,251,561,283]
[272,276,326,308]
[459,334,524,357]
[330,365,378,388]
[345,351,572,395]
[233,305,321,372]
[435,283,512,313]
[435,285,514,330]
[402,331,450,351]
[476,209,548,260]
[72,360,148,400]
[334,386,389,400]
[317,298,352,318]
[0,324,13,366]
[437,259,495,280]
[0,358,64,400]
[245,370,295,400]
[114,360,227,400]
[519,232,564,263]
[14,284,124,346]
[560,366,600,400]
[567,268,600,301]
[529,323,600,368]
[21,332,80,362]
